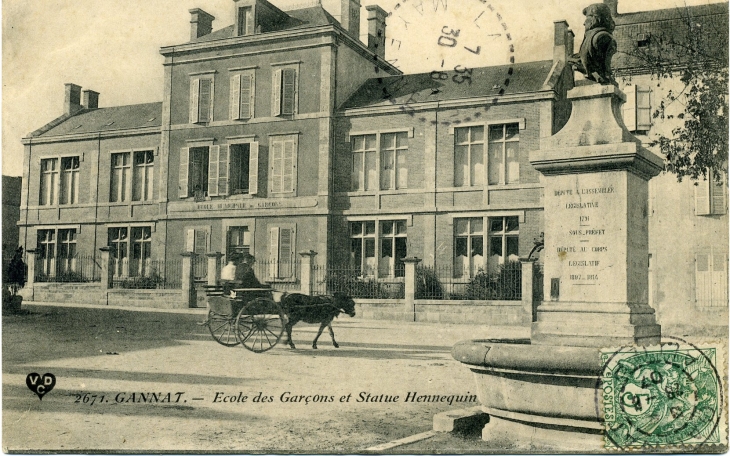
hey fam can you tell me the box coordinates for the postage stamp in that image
[600,341,727,450]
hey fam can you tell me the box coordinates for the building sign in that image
[169,198,318,213]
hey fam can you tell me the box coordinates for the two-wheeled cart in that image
[204,287,287,353]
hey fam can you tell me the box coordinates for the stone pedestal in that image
[451,84,666,446]
[529,84,664,347]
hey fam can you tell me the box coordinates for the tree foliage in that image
[619,7,728,182]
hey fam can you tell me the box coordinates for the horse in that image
[280,292,356,349]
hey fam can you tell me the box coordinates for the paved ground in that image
[3,302,528,453]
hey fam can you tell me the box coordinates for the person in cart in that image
[222,252,264,296]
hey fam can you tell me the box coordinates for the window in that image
[37,230,56,276]
[488,216,519,273]
[133,151,154,201]
[695,171,727,216]
[57,229,77,275]
[179,146,210,199]
[349,220,407,278]
[108,226,152,278]
[623,85,651,133]
[272,67,297,116]
[237,6,254,36]
[269,227,295,280]
[351,132,409,191]
[60,157,80,204]
[230,71,255,120]
[39,158,59,205]
[487,124,520,185]
[454,126,484,187]
[229,143,259,195]
[270,135,297,195]
[190,76,214,123]
[352,134,377,191]
[110,153,131,202]
[37,228,79,277]
[227,226,251,259]
[454,218,484,278]
[695,251,728,308]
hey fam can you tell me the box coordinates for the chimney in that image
[190,8,215,40]
[366,5,387,59]
[82,89,99,109]
[553,21,574,63]
[64,83,83,116]
[603,0,618,17]
[340,0,361,39]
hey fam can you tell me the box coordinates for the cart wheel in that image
[207,310,241,347]
[235,298,285,353]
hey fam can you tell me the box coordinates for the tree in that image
[618,6,728,183]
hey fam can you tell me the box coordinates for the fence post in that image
[299,250,318,295]
[402,257,422,322]
[520,258,537,324]
[25,249,36,301]
[99,247,113,292]
[206,252,223,287]
[181,253,196,308]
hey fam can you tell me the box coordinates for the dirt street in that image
[3,303,527,453]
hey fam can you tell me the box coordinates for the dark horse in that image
[280,292,356,349]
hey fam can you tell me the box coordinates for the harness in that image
[281,292,351,314]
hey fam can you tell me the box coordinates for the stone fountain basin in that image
[452,339,607,450]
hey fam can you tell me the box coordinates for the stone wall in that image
[354,299,528,325]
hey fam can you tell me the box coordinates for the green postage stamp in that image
[600,342,726,450]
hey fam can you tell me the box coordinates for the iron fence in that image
[416,262,522,301]
[251,258,302,293]
[112,259,182,289]
[312,265,405,299]
[34,255,102,283]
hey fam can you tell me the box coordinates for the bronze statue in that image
[568,3,617,85]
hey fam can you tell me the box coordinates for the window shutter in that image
[271,140,283,193]
[218,145,230,196]
[636,86,652,130]
[240,74,253,119]
[711,172,727,215]
[190,78,200,123]
[230,74,241,120]
[207,145,220,196]
[712,254,728,306]
[695,179,711,216]
[269,227,280,279]
[186,229,195,252]
[283,139,295,193]
[195,229,208,255]
[282,68,296,115]
[279,228,293,278]
[272,69,282,117]
[622,85,637,132]
[249,141,259,195]
[695,253,711,305]
[179,147,190,198]
[207,78,215,122]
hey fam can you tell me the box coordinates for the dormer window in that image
[237,6,253,36]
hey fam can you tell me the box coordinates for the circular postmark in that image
[371,0,516,120]
[597,337,724,450]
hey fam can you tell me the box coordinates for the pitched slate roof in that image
[611,2,728,72]
[341,60,555,110]
[191,6,339,43]
[33,102,162,138]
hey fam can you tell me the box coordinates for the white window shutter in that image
[622,85,637,132]
[230,74,241,120]
[195,230,208,255]
[695,253,711,305]
[218,145,230,196]
[190,79,200,123]
[186,229,195,252]
[249,141,259,195]
[695,179,711,216]
[279,228,293,278]
[240,74,253,119]
[272,69,282,117]
[283,140,295,193]
[271,140,283,193]
[636,86,652,130]
[269,227,280,279]
[179,147,190,198]
[712,254,728,306]
[282,68,296,115]
[208,78,215,122]
[208,145,220,196]
[711,172,727,215]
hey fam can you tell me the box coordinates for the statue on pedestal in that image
[568,3,617,85]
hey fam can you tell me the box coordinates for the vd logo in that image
[26,373,56,400]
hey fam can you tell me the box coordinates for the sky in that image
[2,0,726,177]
